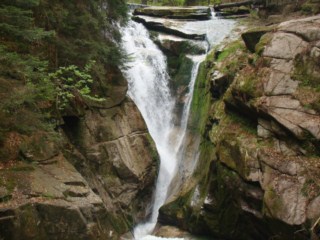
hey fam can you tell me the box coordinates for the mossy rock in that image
[159,39,206,56]
[241,26,274,53]
[255,33,273,55]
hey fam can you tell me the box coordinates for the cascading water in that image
[121,20,180,239]
[121,12,235,240]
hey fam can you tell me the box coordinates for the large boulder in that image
[241,26,274,52]
[0,156,111,240]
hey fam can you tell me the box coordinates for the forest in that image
[0,0,127,161]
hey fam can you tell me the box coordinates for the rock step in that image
[132,16,206,40]
[133,6,211,20]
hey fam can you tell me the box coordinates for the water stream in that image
[121,13,235,240]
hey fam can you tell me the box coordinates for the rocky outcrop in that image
[0,69,159,239]
[0,156,110,240]
[159,15,320,240]
[241,26,273,52]
[133,6,211,20]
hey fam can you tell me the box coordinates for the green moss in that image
[179,41,206,55]
[173,56,194,87]
[238,76,256,97]
[216,40,244,63]
[293,55,320,92]
[189,61,211,135]
[292,50,320,115]
[193,140,215,179]
[42,193,56,199]
[255,33,273,55]
[107,213,130,234]
[237,70,263,100]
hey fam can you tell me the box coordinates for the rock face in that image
[133,6,211,20]
[158,15,320,240]
[0,69,159,239]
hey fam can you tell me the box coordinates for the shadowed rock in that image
[132,16,206,40]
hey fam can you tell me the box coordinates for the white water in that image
[121,20,180,239]
[121,13,235,240]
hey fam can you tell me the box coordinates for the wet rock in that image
[155,225,193,238]
[132,16,206,40]
[156,35,207,56]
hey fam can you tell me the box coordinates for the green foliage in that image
[0,2,54,46]
[46,61,104,110]
[0,45,48,81]
[0,0,128,162]
[0,83,54,137]
[35,0,126,68]
[107,0,128,19]
[301,1,320,14]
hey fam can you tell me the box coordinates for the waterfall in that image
[121,20,179,239]
[120,14,235,240]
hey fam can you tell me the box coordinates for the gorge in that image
[0,1,320,240]
[120,12,235,239]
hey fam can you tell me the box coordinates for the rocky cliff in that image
[0,1,159,239]
[159,15,320,240]
[0,69,158,240]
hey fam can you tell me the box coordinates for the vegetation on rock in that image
[159,14,320,240]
